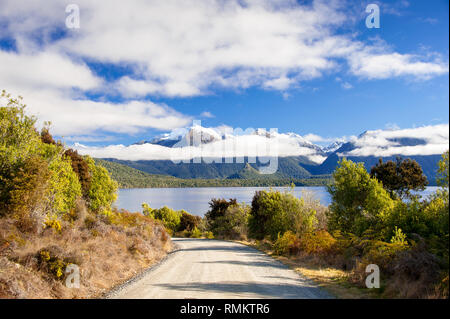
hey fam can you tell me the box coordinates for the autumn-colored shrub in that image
[179,211,201,232]
[299,230,336,255]
[273,231,300,256]
[63,149,92,198]
[6,156,49,234]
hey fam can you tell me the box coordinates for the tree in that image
[85,156,118,214]
[437,150,449,190]
[46,153,82,215]
[152,206,181,233]
[370,157,428,199]
[179,211,201,232]
[248,189,317,240]
[327,158,394,236]
[63,149,91,198]
[205,198,237,232]
[0,92,41,210]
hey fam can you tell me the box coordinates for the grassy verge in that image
[0,203,172,299]
[235,240,378,299]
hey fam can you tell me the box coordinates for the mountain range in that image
[80,124,449,185]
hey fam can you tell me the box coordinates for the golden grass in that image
[0,209,172,299]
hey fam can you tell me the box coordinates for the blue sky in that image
[0,0,448,149]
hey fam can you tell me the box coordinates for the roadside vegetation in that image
[201,153,449,298]
[0,91,171,298]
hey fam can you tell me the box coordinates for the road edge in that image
[102,240,182,299]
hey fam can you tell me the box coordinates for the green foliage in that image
[151,206,181,233]
[437,150,449,191]
[370,157,428,198]
[207,202,250,240]
[85,156,118,214]
[94,158,331,188]
[8,155,49,218]
[390,227,408,246]
[142,203,154,218]
[327,158,394,236]
[0,92,41,210]
[47,153,82,215]
[249,189,317,240]
[189,227,202,238]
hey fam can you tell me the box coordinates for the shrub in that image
[179,211,201,232]
[204,231,214,239]
[46,153,82,216]
[273,231,300,256]
[327,158,394,236]
[85,156,118,214]
[152,206,181,233]
[208,203,249,240]
[63,149,91,198]
[299,230,336,255]
[0,93,42,213]
[249,189,317,240]
[8,155,49,218]
[36,246,79,280]
[190,227,202,238]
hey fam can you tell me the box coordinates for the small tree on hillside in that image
[370,157,428,199]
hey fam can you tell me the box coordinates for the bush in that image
[151,206,181,233]
[189,227,202,238]
[299,230,336,255]
[273,231,299,256]
[85,156,118,214]
[327,158,394,237]
[63,149,91,198]
[179,211,201,232]
[207,203,249,240]
[47,153,82,216]
[248,189,317,240]
[0,93,42,213]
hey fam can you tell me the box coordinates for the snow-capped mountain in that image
[135,125,326,157]
[322,141,344,154]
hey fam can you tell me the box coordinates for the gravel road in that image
[107,238,332,299]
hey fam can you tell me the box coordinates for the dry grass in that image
[0,207,172,299]
[236,239,377,299]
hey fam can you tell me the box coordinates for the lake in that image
[114,186,440,216]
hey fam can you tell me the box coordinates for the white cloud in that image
[340,124,449,157]
[0,50,101,90]
[0,0,448,139]
[341,82,353,89]
[200,111,215,118]
[348,51,448,80]
[1,0,447,99]
[75,127,327,163]
[0,86,192,136]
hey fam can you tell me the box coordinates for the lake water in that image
[114,186,440,216]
